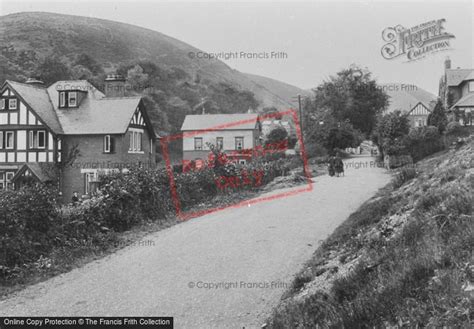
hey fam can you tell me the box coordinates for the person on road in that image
[335,154,344,177]
[328,155,335,176]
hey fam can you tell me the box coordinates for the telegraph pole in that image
[292,94,304,145]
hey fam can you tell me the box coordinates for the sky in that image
[0,0,473,94]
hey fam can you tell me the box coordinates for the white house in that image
[180,113,261,166]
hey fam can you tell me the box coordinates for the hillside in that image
[244,72,312,108]
[268,137,473,327]
[381,82,437,113]
[0,12,307,117]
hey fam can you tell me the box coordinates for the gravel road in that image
[0,156,389,328]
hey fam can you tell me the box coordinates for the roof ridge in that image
[7,79,47,89]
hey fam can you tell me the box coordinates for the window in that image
[104,135,111,153]
[149,139,153,154]
[29,130,46,149]
[194,137,203,150]
[8,98,17,110]
[84,172,96,195]
[239,159,247,165]
[5,131,14,149]
[68,92,77,107]
[216,137,223,150]
[128,129,143,152]
[0,172,14,190]
[235,137,244,150]
[0,131,3,149]
[6,172,14,190]
[0,98,4,110]
[59,92,66,107]
[469,81,474,92]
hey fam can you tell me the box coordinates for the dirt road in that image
[0,156,389,328]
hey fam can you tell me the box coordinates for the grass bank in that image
[267,137,473,328]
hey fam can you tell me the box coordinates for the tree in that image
[371,111,410,157]
[74,53,103,75]
[428,99,448,133]
[266,127,288,146]
[305,108,363,153]
[307,65,389,137]
[37,57,71,85]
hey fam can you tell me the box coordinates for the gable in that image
[130,106,146,127]
[0,86,47,128]
[3,81,63,134]
[408,103,430,116]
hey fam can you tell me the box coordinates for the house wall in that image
[61,128,155,202]
[408,103,431,128]
[0,86,58,189]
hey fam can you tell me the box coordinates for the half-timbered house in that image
[382,83,437,128]
[0,75,158,201]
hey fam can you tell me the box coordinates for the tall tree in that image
[428,99,448,133]
[37,57,71,85]
[308,65,389,137]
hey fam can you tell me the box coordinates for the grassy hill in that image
[267,137,473,328]
[0,11,307,123]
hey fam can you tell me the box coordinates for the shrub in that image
[0,185,59,271]
[407,126,444,161]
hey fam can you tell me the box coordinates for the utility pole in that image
[292,94,304,145]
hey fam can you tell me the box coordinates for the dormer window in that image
[8,98,17,110]
[68,92,77,107]
[59,91,79,108]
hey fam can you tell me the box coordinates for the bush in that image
[407,126,444,161]
[0,185,59,271]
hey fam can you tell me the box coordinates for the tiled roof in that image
[446,69,474,86]
[452,93,474,108]
[4,80,148,136]
[7,80,63,134]
[52,96,142,135]
[382,83,437,114]
[181,114,259,131]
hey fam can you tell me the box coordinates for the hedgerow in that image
[1,155,304,284]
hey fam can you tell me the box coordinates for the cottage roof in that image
[382,83,437,114]
[3,80,152,136]
[445,69,474,86]
[7,80,63,134]
[181,114,260,131]
[452,93,474,108]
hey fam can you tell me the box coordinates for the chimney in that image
[25,77,44,86]
[104,74,126,97]
[444,57,451,70]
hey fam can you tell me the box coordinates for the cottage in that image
[180,113,261,166]
[0,75,158,201]
[382,83,437,128]
[439,57,474,126]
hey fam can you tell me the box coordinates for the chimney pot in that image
[25,77,44,86]
[444,57,451,70]
[104,74,126,97]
